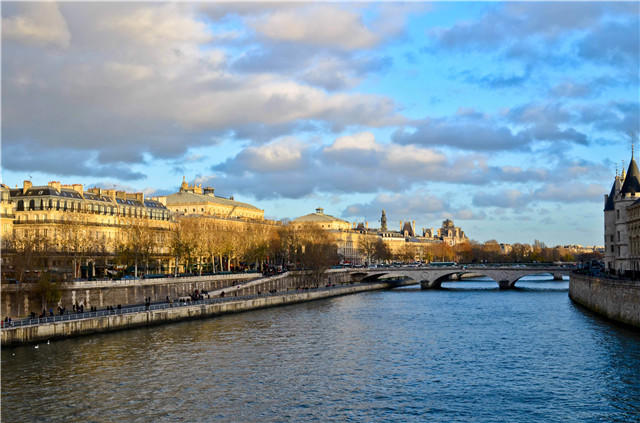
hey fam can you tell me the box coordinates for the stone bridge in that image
[349,266,573,289]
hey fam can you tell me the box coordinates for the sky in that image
[2,2,639,246]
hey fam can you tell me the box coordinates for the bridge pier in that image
[498,280,515,290]
[420,281,437,290]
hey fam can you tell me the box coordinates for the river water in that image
[2,277,640,422]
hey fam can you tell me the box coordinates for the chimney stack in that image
[71,184,84,196]
[48,181,61,192]
[23,180,32,194]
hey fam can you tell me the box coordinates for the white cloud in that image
[234,138,308,173]
[2,2,71,48]
[101,4,212,46]
[252,5,378,50]
[325,132,380,152]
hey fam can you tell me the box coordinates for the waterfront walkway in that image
[1,279,393,331]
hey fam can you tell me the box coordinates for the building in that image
[604,149,640,275]
[154,177,264,220]
[292,208,351,231]
[3,180,173,280]
[292,208,469,264]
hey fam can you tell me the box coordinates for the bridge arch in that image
[349,266,572,290]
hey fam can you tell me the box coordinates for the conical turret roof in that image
[620,157,640,195]
[604,180,616,211]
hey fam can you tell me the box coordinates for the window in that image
[618,231,621,242]
[17,200,24,211]
[617,210,620,219]
[29,200,35,210]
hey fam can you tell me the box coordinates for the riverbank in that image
[569,273,640,329]
[1,280,413,346]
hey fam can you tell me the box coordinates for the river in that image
[2,277,639,422]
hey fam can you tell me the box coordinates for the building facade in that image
[604,151,640,275]
[3,180,173,280]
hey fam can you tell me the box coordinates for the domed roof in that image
[293,208,349,224]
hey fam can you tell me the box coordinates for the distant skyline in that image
[2,2,638,246]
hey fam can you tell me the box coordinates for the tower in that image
[380,209,387,231]
[605,145,640,275]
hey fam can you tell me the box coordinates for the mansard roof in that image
[620,158,640,195]
[604,180,616,211]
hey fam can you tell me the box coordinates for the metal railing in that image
[1,282,375,330]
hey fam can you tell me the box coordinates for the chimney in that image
[412,220,416,233]
[366,221,369,229]
[126,192,144,203]
[71,184,84,196]
[204,187,215,196]
[229,195,234,201]
[48,181,61,192]
[116,191,126,200]
[23,180,32,194]
[105,189,116,202]
[400,221,403,231]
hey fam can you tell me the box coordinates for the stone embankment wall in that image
[1,274,259,318]
[1,280,402,346]
[569,273,640,328]
[1,270,356,319]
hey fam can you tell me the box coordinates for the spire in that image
[604,180,616,211]
[620,155,640,196]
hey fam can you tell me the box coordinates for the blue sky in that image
[2,2,638,246]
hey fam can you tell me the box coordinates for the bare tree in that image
[358,234,377,265]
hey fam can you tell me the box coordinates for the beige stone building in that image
[3,180,173,280]
[292,208,466,264]
[154,177,264,220]
[292,208,351,231]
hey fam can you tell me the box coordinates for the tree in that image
[299,241,339,285]
[358,234,377,265]
[33,271,61,311]
[398,243,416,263]
[373,238,392,263]
[58,217,88,279]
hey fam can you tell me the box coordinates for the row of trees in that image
[169,219,339,280]
[3,214,597,285]
[355,236,594,265]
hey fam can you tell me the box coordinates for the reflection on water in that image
[2,277,639,422]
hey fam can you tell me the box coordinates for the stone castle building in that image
[604,149,640,275]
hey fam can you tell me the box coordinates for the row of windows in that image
[15,199,168,220]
